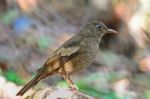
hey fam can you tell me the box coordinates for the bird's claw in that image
[69,85,79,93]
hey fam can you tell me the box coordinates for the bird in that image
[16,21,117,96]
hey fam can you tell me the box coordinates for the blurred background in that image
[0,0,150,99]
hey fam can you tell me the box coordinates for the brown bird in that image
[16,21,117,96]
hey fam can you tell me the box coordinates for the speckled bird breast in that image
[69,38,99,73]
[57,37,100,74]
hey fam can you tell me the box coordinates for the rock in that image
[25,87,94,99]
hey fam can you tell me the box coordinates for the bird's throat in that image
[98,33,105,44]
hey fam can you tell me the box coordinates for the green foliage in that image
[144,90,150,99]
[57,77,119,99]
[0,10,18,25]
[4,70,25,85]
[100,91,118,99]
[38,36,54,49]
[77,80,118,99]
[57,81,69,88]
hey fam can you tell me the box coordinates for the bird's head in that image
[80,21,117,38]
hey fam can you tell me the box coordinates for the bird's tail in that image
[16,77,39,96]
[16,67,48,96]
[16,55,61,96]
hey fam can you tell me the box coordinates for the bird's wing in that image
[55,35,82,57]
[55,46,80,56]
[55,36,83,57]
[43,35,82,71]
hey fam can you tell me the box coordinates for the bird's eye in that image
[96,24,102,30]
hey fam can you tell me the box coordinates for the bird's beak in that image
[106,29,117,34]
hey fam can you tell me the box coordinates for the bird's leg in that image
[63,75,78,92]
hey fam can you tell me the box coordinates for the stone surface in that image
[25,87,94,99]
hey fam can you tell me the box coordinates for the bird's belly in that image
[75,52,96,67]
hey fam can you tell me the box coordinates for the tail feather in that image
[16,76,40,96]
[16,55,61,96]
[16,66,48,96]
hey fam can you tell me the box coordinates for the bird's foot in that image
[69,85,79,93]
